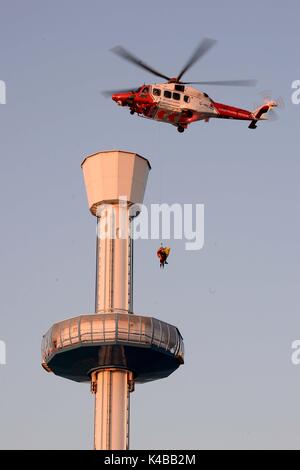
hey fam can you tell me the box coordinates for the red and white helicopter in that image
[104,39,277,132]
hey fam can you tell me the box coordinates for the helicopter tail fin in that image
[248,101,277,129]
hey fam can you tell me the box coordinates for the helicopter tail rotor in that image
[249,96,281,129]
[252,91,284,122]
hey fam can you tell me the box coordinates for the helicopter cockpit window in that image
[173,92,181,101]
[153,88,161,96]
[140,87,149,95]
[164,90,172,98]
[184,95,190,103]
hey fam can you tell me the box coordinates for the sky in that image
[0,0,300,450]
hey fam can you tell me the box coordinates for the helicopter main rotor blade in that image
[111,46,171,81]
[182,79,257,87]
[101,87,138,97]
[176,38,217,82]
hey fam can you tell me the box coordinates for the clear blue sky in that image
[0,0,300,449]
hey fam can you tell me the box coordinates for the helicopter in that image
[103,39,277,133]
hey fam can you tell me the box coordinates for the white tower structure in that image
[83,150,149,449]
[42,150,184,450]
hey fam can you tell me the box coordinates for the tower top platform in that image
[81,150,151,215]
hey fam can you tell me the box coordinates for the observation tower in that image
[41,150,184,449]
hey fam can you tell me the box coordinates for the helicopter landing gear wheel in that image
[177,125,185,133]
[130,110,135,115]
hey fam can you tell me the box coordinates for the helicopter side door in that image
[159,89,182,111]
[153,89,182,124]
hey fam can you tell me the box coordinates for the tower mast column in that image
[93,368,131,450]
[95,203,133,314]
[93,201,133,450]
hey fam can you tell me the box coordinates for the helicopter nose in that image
[112,93,119,103]
[112,93,126,105]
[112,92,133,106]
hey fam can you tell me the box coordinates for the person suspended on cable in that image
[157,245,170,269]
